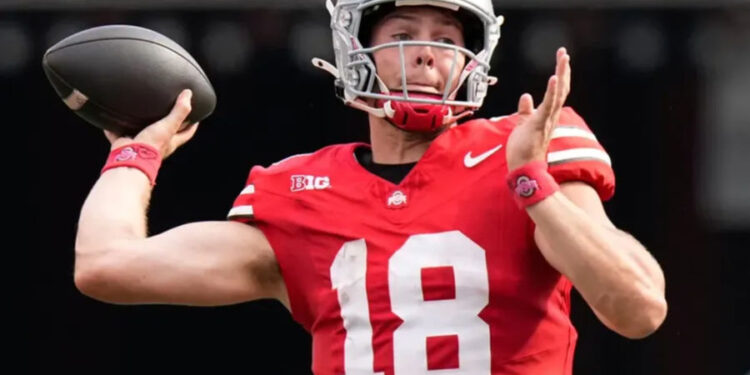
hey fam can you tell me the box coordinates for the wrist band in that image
[101,143,162,186]
[506,160,560,209]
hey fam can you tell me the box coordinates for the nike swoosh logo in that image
[464,144,504,168]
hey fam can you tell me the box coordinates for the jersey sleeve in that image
[227,165,263,223]
[225,163,317,330]
[226,151,313,223]
[547,107,615,201]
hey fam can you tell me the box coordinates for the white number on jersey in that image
[330,231,491,374]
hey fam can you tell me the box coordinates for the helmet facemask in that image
[313,0,503,132]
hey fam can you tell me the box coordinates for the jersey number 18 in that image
[330,231,491,374]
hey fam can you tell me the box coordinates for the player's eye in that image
[392,33,412,41]
[436,37,456,45]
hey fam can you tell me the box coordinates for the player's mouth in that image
[392,85,444,99]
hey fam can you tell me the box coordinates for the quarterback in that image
[73,0,667,374]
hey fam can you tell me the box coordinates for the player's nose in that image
[411,45,435,69]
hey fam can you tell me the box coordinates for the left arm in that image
[507,47,666,339]
[530,182,666,339]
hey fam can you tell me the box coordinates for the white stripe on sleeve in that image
[548,148,612,166]
[240,184,255,195]
[228,205,254,219]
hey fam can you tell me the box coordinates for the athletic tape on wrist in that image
[506,160,560,209]
[101,143,162,186]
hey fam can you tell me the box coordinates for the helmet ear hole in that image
[356,63,375,93]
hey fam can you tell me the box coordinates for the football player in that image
[74,0,668,374]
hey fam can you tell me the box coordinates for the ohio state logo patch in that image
[114,147,138,162]
[514,176,539,198]
[387,190,408,208]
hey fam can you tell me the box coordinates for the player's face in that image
[370,6,466,99]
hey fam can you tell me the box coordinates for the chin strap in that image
[382,100,474,132]
[312,57,474,132]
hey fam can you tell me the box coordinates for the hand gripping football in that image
[42,24,217,136]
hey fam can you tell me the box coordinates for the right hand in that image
[104,89,199,159]
[505,47,571,172]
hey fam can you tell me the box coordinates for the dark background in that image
[7,1,749,374]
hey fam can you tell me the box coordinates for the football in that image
[42,24,216,136]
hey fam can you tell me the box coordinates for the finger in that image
[538,75,558,119]
[517,93,534,115]
[563,53,571,98]
[556,51,571,103]
[556,48,567,82]
[557,47,567,64]
[175,122,199,144]
[161,89,193,133]
[164,122,200,157]
[547,51,571,131]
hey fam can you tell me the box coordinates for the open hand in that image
[104,89,199,159]
[506,47,571,171]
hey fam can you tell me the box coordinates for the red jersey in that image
[228,107,615,375]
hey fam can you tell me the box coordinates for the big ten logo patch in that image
[290,175,331,192]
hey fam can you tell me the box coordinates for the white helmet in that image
[313,0,504,132]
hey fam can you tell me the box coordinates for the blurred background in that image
[7,0,748,374]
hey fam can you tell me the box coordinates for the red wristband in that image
[101,143,162,186]
[506,160,560,209]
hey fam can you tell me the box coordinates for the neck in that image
[368,114,443,164]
